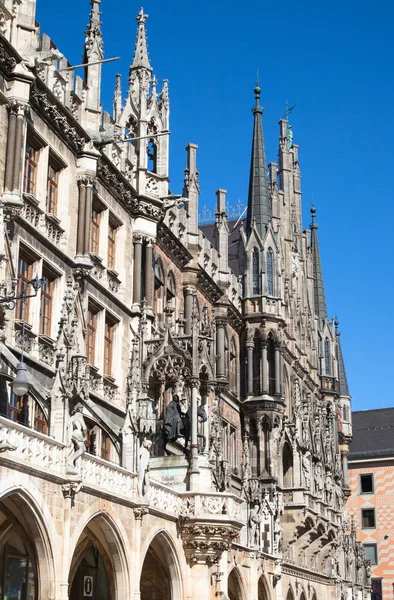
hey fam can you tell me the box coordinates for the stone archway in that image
[140,532,182,600]
[258,575,271,600]
[69,513,129,600]
[228,568,245,600]
[0,489,55,600]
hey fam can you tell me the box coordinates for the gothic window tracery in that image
[267,334,276,396]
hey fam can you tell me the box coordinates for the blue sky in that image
[35,0,394,412]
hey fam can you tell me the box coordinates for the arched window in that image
[266,249,274,296]
[147,139,157,173]
[253,332,261,395]
[84,417,119,465]
[324,338,330,375]
[283,443,293,488]
[267,335,276,396]
[0,527,36,600]
[252,249,260,295]
[154,257,165,324]
[70,544,110,600]
[166,271,177,314]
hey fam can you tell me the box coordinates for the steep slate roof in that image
[349,408,394,459]
[200,219,243,277]
[337,334,350,397]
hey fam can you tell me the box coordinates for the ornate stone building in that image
[0,1,370,599]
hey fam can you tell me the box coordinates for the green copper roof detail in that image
[310,205,328,323]
[246,83,271,238]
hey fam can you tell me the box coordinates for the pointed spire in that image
[130,8,152,72]
[84,0,103,58]
[113,73,122,123]
[310,204,328,323]
[335,319,350,396]
[246,81,271,238]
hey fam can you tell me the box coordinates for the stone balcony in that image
[0,416,245,545]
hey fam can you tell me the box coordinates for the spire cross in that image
[283,99,296,121]
[136,7,148,25]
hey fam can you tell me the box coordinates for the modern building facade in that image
[347,408,394,600]
[0,1,370,599]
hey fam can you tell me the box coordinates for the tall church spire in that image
[246,82,271,238]
[310,205,328,323]
[335,319,350,397]
[130,8,152,73]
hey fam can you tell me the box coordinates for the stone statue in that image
[314,462,324,497]
[138,439,153,497]
[249,503,261,547]
[163,394,185,450]
[325,472,333,504]
[302,452,311,489]
[273,517,283,555]
[67,403,87,474]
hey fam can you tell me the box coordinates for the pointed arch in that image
[258,574,272,600]
[252,247,260,295]
[324,337,330,375]
[286,587,295,600]
[154,255,165,321]
[228,567,246,600]
[266,248,274,295]
[69,511,130,600]
[140,530,183,600]
[282,441,293,488]
[0,487,56,600]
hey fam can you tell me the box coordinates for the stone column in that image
[261,340,268,395]
[144,237,154,308]
[183,285,196,335]
[131,507,149,599]
[189,379,200,478]
[275,344,281,396]
[83,179,94,255]
[4,104,17,193]
[76,179,87,256]
[246,340,254,396]
[12,105,25,193]
[61,482,81,600]
[216,319,226,379]
[133,234,143,306]
[201,386,210,456]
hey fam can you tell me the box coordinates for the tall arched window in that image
[147,139,157,173]
[154,258,165,325]
[253,332,261,395]
[166,271,177,314]
[252,249,260,295]
[266,249,274,296]
[229,337,238,394]
[267,335,276,396]
[324,338,330,375]
[283,443,293,488]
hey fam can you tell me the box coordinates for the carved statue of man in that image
[273,517,283,555]
[249,503,261,547]
[163,394,184,448]
[325,472,333,504]
[302,452,311,489]
[67,403,87,473]
[138,439,153,497]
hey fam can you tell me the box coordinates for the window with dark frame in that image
[104,317,115,377]
[34,402,48,434]
[39,271,55,337]
[86,305,98,365]
[107,220,117,270]
[252,248,260,295]
[15,252,34,322]
[8,391,27,425]
[363,543,378,565]
[100,430,111,461]
[24,141,38,196]
[223,420,237,468]
[360,473,374,494]
[90,206,101,255]
[361,508,376,529]
[46,162,59,214]
[266,249,274,295]
[324,338,330,375]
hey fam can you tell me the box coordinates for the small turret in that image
[310,204,328,325]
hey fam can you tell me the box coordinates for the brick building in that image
[347,408,394,600]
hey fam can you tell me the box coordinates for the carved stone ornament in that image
[179,517,240,565]
[61,481,82,501]
[133,505,149,521]
[0,38,17,74]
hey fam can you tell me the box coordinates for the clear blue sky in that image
[36,0,394,412]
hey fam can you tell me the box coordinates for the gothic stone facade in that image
[0,2,370,600]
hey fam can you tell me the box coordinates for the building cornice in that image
[156,221,192,269]
[0,35,20,76]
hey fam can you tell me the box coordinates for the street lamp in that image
[11,361,29,397]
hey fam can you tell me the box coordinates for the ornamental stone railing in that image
[80,453,134,497]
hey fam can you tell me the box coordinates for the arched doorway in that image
[69,514,129,600]
[228,568,244,600]
[140,545,171,600]
[0,490,55,600]
[140,533,182,600]
[70,544,110,600]
[258,575,270,600]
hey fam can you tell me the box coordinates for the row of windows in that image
[24,137,121,273]
[15,247,118,378]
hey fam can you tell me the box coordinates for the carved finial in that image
[253,79,262,114]
[310,202,317,230]
[85,0,103,57]
[130,7,152,72]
